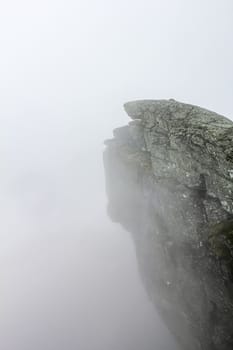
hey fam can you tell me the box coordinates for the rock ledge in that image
[104,100,233,350]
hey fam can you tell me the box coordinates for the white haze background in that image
[0,1,232,349]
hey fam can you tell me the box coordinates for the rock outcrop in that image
[103,100,233,350]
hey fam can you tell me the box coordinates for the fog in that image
[0,1,232,349]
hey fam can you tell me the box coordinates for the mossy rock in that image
[208,219,233,260]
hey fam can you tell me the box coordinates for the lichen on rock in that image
[103,99,233,350]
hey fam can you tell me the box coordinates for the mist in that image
[0,1,232,349]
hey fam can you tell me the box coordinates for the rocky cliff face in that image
[103,100,233,350]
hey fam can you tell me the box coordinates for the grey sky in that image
[0,1,232,349]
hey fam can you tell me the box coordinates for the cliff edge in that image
[103,100,233,350]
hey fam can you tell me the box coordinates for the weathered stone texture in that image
[103,100,233,350]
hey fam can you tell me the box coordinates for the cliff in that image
[103,100,233,350]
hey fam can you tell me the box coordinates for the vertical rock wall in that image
[103,100,233,350]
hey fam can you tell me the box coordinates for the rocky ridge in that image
[103,100,233,350]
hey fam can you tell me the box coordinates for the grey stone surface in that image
[103,100,233,350]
